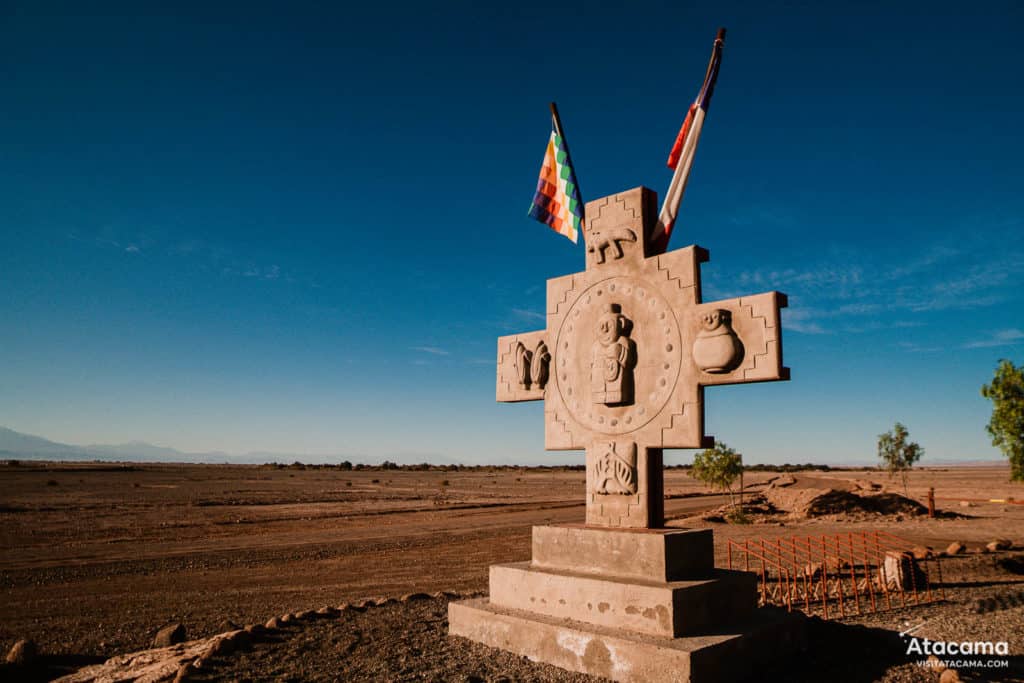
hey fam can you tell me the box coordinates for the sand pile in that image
[765,485,926,519]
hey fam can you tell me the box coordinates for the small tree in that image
[690,442,743,507]
[877,422,923,497]
[981,359,1024,482]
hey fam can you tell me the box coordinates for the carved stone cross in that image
[497,187,789,528]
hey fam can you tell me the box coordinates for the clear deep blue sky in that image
[2,2,1022,465]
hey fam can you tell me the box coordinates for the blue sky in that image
[2,1,1022,465]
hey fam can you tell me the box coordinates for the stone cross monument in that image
[450,186,802,683]
[497,186,788,528]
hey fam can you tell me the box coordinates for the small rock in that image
[264,617,282,629]
[206,637,233,657]
[294,610,315,620]
[989,538,1012,550]
[153,623,187,648]
[5,639,37,665]
[911,546,932,560]
[225,629,251,650]
[316,606,339,617]
[245,623,266,636]
[279,613,295,623]
[946,541,966,555]
[174,662,196,682]
[218,619,241,633]
[802,562,824,578]
[939,668,961,683]
[959,500,974,508]
[337,602,351,611]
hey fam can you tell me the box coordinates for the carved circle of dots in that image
[555,276,682,436]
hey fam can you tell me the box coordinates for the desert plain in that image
[1,460,1023,681]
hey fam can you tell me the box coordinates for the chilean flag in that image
[651,29,725,252]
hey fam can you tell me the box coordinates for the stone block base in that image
[490,562,755,637]
[449,598,805,683]
[532,524,713,582]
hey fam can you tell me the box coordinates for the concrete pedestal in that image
[449,525,805,682]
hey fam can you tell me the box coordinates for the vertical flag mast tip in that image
[549,102,566,140]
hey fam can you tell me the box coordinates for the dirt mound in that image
[766,486,926,519]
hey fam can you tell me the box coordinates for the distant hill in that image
[0,426,463,466]
[0,426,91,457]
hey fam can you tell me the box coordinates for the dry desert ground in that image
[1,461,1023,681]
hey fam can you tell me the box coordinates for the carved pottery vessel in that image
[693,309,744,373]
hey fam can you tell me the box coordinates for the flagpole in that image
[653,28,727,251]
[549,102,565,137]
[551,101,576,154]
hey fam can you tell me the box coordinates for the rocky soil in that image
[3,463,1023,681]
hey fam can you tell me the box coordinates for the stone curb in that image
[51,590,481,682]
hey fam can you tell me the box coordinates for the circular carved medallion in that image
[555,276,682,436]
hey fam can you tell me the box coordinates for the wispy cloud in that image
[896,341,944,353]
[238,264,281,280]
[715,228,1024,334]
[782,308,827,335]
[411,346,449,356]
[963,329,1024,349]
[511,307,545,322]
[70,227,299,286]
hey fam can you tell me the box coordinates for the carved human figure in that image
[591,303,636,405]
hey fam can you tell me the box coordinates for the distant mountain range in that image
[0,426,461,466]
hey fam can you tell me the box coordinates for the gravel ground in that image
[188,597,599,683]
[185,578,1024,683]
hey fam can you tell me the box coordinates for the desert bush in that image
[981,359,1024,481]
[725,507,751,524]
[877,422,923,496]
[690,442,743,507]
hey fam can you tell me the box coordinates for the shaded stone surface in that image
[489,562,755,637]
[450,598,804,683]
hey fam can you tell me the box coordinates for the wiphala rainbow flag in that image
[527,122,584,243]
